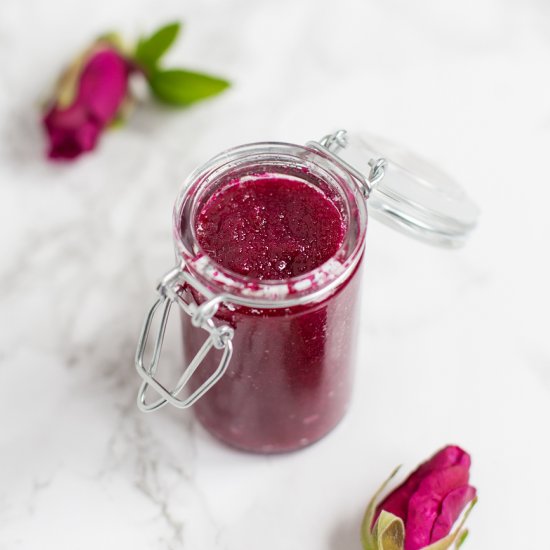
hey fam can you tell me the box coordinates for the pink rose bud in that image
[375,445,477,550]
[43,47,130,160]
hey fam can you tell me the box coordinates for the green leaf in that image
[149,69,230,106]
[135,22,181,71]
[373,511,405,550]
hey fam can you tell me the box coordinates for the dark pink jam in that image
[182,172,364,453]
[195,175,345,280]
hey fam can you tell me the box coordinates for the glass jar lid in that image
[309,130,479,248]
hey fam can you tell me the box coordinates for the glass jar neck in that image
[173,142,368,308]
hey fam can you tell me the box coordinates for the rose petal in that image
[44,103,87,130]
[44,105,102,159]
[77,48,129,124]
[405,465,470,550]
[415,446,470,476]
[376,446,470,525]
[430,485,476,542]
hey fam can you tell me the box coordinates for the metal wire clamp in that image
[135,267,234,412]
[308,129,387,198]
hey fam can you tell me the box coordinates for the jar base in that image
[194,407,349,455]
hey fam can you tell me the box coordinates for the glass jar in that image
[135,130,478,453]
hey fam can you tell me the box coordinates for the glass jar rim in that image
[172,141,368,308]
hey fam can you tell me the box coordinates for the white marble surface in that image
[1,0,550,548]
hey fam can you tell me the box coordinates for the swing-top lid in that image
[313,130,479,248]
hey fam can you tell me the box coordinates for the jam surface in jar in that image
[195,174,346,279]
[183,171,362,453]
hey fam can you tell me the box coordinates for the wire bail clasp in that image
[135,266,234,412]
[314,129,387,198]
